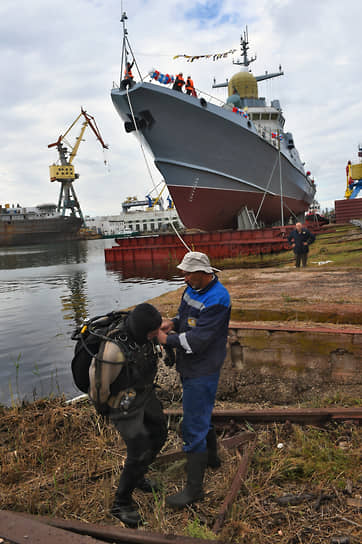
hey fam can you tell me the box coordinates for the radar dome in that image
[228,71,258,99]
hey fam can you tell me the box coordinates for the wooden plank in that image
[7,512,224,544]
[0,510,104,544]
[48,518,222,543]
[213,439,257,533]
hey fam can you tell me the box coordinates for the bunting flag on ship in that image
[149,70,175,85]
[232,106,249,119]
[272,132,283,140]
[173,48,236,62]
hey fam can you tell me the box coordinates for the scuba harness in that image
[71,310,175,413]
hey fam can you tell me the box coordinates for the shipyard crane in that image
[48,108,108,225]
[345,145,362,200]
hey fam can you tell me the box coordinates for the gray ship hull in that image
[111,82,316,230]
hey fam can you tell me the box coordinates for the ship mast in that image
[119,11,142,88]
[232,26,256,70]
[212,27,284,89]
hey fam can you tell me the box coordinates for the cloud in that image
[0,0,361,220]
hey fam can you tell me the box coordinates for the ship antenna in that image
[233,26,257,70]
[119,11,143,87]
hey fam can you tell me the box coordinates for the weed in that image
[185,517,217,540]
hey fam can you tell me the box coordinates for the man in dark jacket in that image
[287,222,315,267]
[157,251,231,508]
[88,303,167,528]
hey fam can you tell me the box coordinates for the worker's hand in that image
[157,329,168,345]
[160,318,174,333]
[303,242,308,245]
[292,243,295,248]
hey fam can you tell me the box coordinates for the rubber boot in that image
[135,447,161,492]
[206,428,221,468]
[166,451,208,508]
[110,465,142,527]
[135,477,160,493]
[110,500,141,527]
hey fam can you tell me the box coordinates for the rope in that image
[171,221,192,252]
[125,87,158,193]
[282,200,298,221]
[125,87,192,254]
[254,154,279,222]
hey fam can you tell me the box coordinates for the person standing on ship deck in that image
[121,61,135,89]
[157,251,231,508]
[185,76,196,96]
[172,73,185,92]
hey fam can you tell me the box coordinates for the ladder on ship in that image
[237,206,258,230]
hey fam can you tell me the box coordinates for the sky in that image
[1,0,361,218]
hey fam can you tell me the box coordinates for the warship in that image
[0,203,82,247]
[111,20,316,231]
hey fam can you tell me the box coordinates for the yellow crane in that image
[48,108,108,224]
[345,146,362,200]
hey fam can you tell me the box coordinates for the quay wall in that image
[158,323,362,404]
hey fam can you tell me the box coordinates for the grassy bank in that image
[0,397,361,542]
[213,224,362,270]
[1,223,361,542]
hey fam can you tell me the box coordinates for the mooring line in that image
[126,87,192,254]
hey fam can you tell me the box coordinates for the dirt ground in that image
[151,267,362,327]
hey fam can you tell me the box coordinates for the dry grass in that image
[1,397,361,542]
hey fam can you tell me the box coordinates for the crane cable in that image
[125,86,192,253]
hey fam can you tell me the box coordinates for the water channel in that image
[0,239,182,406]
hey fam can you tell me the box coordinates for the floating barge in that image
[105,226,299,264]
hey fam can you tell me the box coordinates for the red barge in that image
[104,226,299,265]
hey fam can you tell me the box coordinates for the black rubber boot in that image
[166,451,208,508]
[110,499,141,527]
[135,477,160,493]
[111,464,143,527]
[206,428,221,468]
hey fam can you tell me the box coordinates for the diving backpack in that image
[71,311,129,394]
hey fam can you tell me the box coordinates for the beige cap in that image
[176,251,220,274]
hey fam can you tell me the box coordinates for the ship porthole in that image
[247,121,251,128]
[200,98,207,108]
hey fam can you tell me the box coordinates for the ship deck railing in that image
[111,79,307,173]
[111,79,226,109]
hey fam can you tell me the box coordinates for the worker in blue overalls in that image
[158,251,231,508]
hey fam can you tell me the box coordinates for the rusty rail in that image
[165,407,362,426]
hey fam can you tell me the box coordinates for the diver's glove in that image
[163,344,176,368]
[95,402,110,422]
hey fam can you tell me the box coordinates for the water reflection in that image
[106,259,181,281]
[0,240,89,270]
[60,271,88,326]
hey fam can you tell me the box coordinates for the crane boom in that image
[47,108,108,224]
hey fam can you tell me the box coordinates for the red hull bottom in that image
[168,186,309,230]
